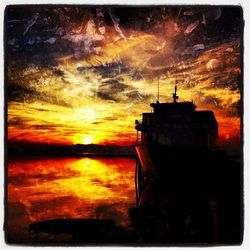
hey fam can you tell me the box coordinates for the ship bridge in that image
[135,99,218,149]
[134,84,219,207]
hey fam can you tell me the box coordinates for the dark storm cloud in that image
[98,77,152,103]
[52,68,65,77]
[97,92,118,102]
[8,117,30,128]
[7,6,84,66]
[215,74,240,90]
[92,63,129,78]
[97,78,128,101]
[100,79,127,92]
[6,6,242,85]
[9,118,74,135]
[126,90,151,103]
[8,81,38,102]
[7,6,242,56]
[8,80,74,108]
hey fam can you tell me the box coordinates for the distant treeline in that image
[7,142,136,156]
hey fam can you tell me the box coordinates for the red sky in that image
[7,6,242,147]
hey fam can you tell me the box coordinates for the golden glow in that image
[8,157,135,226]
[82,137,93,144]
[8,27,241,145]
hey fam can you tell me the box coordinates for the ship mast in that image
[157,72,160,102]
[172,80,179,103]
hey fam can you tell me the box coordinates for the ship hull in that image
[132,145,241,243]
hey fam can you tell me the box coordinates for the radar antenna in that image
[172,80,179,103]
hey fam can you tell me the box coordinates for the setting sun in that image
[7,6,241,147]
[82,137,93,145]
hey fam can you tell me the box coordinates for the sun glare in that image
[85,109,96,120]
[82,137,93,145]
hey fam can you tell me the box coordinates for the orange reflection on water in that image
[8,157,136,240]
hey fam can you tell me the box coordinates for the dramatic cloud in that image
[6,6,242,145]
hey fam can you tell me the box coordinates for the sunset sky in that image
[6,6,242,146]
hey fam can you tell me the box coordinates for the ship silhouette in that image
[135,82,217,151]
[130,83,241,244]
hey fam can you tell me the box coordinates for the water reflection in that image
[8,157,135,241]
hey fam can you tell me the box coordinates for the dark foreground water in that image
[7,156,136,243]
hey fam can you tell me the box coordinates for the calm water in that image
[7,156,136,242]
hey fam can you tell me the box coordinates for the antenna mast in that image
[157,72,160,102]
[172,80,179,103]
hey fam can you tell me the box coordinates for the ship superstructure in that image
[135,83,218,149]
